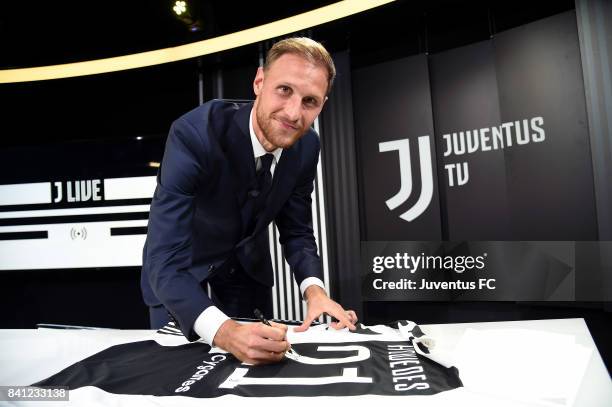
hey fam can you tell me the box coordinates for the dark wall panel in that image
[429,41,512,240]
[494,11,597,239]
[353,55,442,241]
[320,51,362,316]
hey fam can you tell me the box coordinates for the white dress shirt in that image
[193,108,325,345]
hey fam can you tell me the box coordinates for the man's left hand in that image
[294,285,358,332]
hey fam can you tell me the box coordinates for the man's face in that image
[252,53,328,151]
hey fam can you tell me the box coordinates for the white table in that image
[421,318,611,406]
[0,318,610,406]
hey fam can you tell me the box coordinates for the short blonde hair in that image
[264,37,336,95]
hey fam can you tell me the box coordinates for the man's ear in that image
[320,95,329,110]
[253,67,264,96]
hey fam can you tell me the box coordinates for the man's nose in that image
[283,96,301,122]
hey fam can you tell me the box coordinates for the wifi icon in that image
[70,227,88,240]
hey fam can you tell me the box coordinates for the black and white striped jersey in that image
[34,320,462,399]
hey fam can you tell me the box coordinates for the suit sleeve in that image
[145,117,213,341]
[274,137,324,288]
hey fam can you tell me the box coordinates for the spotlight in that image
[172,1,202,32]
[173,1,187,16]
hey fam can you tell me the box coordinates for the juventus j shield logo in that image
[378,136,433,222]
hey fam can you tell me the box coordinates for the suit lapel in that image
[234,145,301,285]
[252,141,301,235]
[226,103,257,211]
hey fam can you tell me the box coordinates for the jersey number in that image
[219,345,373,389]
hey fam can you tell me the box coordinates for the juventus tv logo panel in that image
[378,136,434,222]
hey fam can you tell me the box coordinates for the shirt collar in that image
[249,107,283,164]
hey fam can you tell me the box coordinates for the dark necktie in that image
[245,153,274,236]
[256,153,274,194]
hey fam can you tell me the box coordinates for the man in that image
[141,37,357,365]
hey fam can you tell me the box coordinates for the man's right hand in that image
[212,319,289,365]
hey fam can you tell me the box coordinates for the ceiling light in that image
[173,1,187,16]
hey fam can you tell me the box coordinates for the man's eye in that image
[278,86,290,94]
[304,98,318,107]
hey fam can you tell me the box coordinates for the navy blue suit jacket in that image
[141,100,323,340]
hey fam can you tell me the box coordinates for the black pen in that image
[254,309,296,357]
[253,308,271,326]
